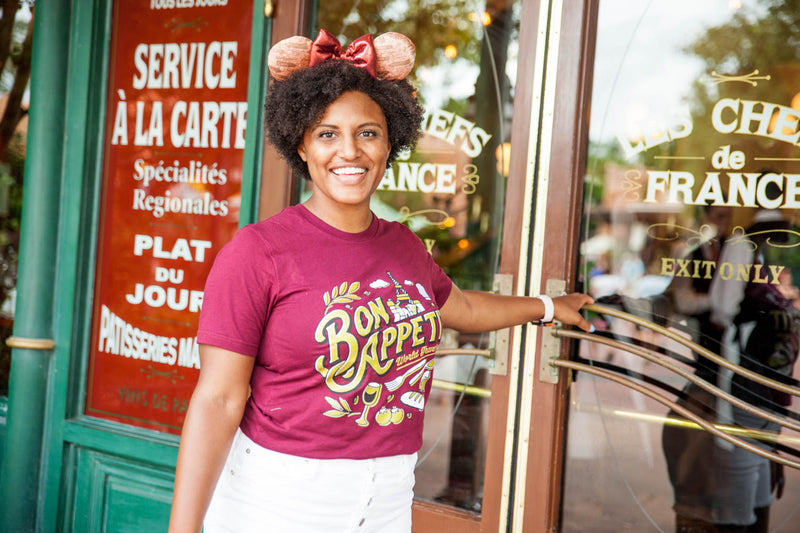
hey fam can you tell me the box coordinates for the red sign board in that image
[86,0,254,433]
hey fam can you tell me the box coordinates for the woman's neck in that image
[302,196,373,233]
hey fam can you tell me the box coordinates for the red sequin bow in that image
[308,29,377,78]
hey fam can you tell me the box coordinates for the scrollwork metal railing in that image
[582,303,800,399]
[552,303,800,470]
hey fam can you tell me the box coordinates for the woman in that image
[168,30,593,533]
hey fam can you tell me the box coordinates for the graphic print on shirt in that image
[315,270,441,428]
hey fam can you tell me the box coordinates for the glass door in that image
[262,1,533,530]
[561,1,800,531]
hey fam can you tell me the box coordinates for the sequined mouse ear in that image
[374,32,416,81]
[267,35,313,81]
[267,31,416,82]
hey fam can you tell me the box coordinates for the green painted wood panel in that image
[70,448,174,533]
[13,0,273,530]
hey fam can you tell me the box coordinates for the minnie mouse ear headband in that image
[267,29,416,81]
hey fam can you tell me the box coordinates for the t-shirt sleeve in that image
[429,254,453,306]
[196,225,275,357]
[401,224,453,306]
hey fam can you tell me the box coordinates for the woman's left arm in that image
[439,282,594,333]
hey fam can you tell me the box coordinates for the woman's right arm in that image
[168,344,255,533]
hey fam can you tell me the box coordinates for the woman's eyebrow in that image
[313,121,385,129]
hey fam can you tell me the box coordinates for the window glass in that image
[0,2,32,398]
[564,1,800,530]
[309,0,521,514]
[86,0,252,433]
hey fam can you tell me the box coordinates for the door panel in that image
[559,1,800,531]
[27,1,271,531]
[70,448,174,532]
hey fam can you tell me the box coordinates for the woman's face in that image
[298,91,390,214]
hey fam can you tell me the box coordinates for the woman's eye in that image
[317,131,336,139]
[360,130,378,138]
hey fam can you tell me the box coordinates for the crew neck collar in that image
[294,204,380,241]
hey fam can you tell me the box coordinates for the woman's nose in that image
[338,133,359,159]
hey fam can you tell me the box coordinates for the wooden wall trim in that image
[522,0,598,531]
[257,1,312,221]
[412,500,480,533]
[481,0,544,531]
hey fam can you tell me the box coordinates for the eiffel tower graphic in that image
[386,270,424,321]
[387,271,410,302]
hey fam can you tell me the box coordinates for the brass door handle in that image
[552,358,800,470]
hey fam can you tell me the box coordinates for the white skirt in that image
[204,429,416,533]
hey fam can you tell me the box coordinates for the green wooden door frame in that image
[0,0,71,530]
[0,1,270,531]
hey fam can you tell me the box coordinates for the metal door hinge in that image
[489,273,513,376]
[538,279,565,383]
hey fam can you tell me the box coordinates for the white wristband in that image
[535,295,554,323]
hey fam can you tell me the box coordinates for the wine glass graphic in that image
[356,382,382,427]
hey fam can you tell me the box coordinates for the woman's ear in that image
[297,144,307,162]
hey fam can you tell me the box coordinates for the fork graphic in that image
[385,359,427,391]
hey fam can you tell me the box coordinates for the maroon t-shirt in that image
[197,205,453,458]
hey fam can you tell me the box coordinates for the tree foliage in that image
[316,0,486,69]
[681,0,800,165]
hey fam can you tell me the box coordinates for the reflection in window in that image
[567,1,800,531]
[309,0,520,514]
[0,3,32,398]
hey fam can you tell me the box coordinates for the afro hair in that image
[264,59,424,180]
